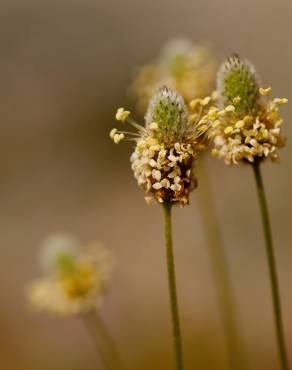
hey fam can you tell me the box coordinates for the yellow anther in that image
[225,105,235,113]
[259,87,272,96]
[224,126,233,134]
[115,107,130,122]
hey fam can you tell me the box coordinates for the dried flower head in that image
[130,38,217,113]
[111,86,213,205]
[210,54,287,165]
[27,234,114,316]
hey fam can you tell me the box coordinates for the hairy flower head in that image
[110,86,213,205]
[217,54,260,116]
[210,54,287,165]
[130,38,217,112]
[145,86,188,143]
[27,234,114,316]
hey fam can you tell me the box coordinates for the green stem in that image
[163,202,184,370]
[197,159,244,370]
[252,161,289,370]
[83,309,126,370]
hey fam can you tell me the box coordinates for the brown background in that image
[0,0,291,369]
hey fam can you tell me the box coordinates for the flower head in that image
[27,234,114,316]
[130,38,217,112]
[210,54,287,165]
[111,86,212,205]
[217,54,260,116]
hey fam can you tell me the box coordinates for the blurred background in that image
[0,0,291,369]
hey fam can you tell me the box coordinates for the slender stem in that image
[197,159,244,370]
[252,161,289,370]
[83,309,126,370]
[163,202,184,370]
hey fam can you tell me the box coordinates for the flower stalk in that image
[197,159,244,370]
[163,201,184,370]
[252,161,289,370]
[83,309,126,370]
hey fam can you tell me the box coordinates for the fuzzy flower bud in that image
[145,86,188,143]
[217,54,260,116]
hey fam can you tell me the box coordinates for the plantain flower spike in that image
[210,54,287,165]
[27,234,114,316]
[131,38,217,113]
[111,86,214,205]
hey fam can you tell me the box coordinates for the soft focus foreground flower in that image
[111,86,213,205]
[210,54,287,165]
[131,38,217,113]
[28,234,114,316]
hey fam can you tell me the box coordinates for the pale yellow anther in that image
[233,96,241,104]
[218,110,226,117]
[152,169,161,181]
[208,108,218,120]
[224,126,233,134]
[225,105,235,113]
[115,107,130,122]
[153,182,162,190]
[259,87,272,96]
[243,115,253,124]
[235,120,245,129]
[212,120,220,128]
[113,133,124,144]
[273,98,288,105]
[189,99,201,110]
[201,96,211,106]
[198,117,208,125]
[149,122,158,130]
[109,128,117,139]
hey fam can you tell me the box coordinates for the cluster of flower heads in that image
[209,54,287,165]
[111,53,288,204]
[130,38,217,112]
[110,86,211,205]
[27,234,114,316]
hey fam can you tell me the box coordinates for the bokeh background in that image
[0,0,291,369]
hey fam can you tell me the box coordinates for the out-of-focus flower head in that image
[130,38,217,113]
[208,54,287,165]
[27,234,114,316]
[110,86,214,205]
